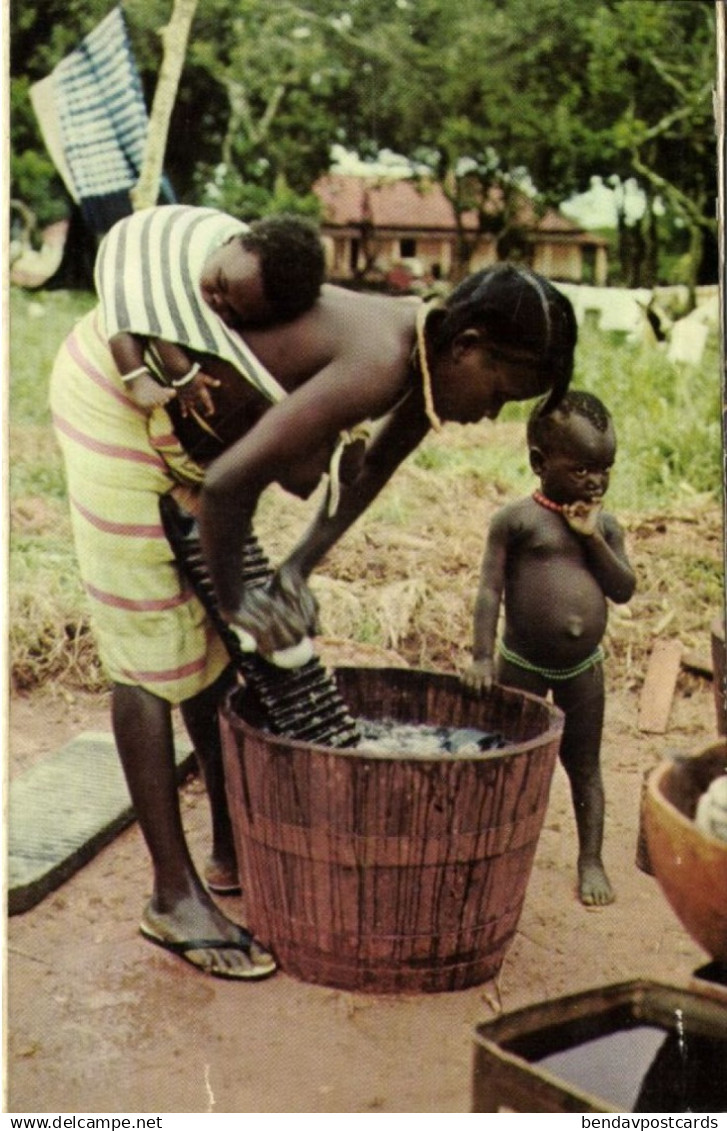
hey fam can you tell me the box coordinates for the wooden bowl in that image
[643,742,727,962]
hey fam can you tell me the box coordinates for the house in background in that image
[313,173,609,288]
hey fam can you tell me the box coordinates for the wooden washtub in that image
[220,666,563,993]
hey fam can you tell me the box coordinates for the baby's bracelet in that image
[171,363,201,389]
[121,365,151,384]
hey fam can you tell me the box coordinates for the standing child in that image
[462,390,635,906]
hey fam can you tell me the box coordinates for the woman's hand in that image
[227,566,319,657]
[273,563,320,636]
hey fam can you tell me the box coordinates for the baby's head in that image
[200,214,325,329]
[526,390,616,505]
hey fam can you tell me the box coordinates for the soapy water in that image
[355,718,507,757]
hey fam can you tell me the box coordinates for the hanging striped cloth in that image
[51,5,172,233]
[94,204,288,404]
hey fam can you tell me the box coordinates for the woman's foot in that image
[140,894,275,979]
[204,855,242,896]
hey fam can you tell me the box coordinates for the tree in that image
[131,0,198,210]
[186,0,389,211]
[585,1,716,291]
[323,0,715,286]
[327,0,603,276]
[9,0,718,288]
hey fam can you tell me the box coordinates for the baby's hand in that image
[562,499,602,537]
[127,371,176,413]
[461,658,494,695]
[175,371,221,418]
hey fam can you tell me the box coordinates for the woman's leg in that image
[111,681,275,976]
[180,667,240,892]
[50,321,271,975]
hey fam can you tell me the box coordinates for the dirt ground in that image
[5,652,720,1115]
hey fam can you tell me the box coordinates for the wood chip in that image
[638,639,684,733]
[681,651,713,679]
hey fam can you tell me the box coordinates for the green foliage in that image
[9,284,720,518]
[195,166,322,221]
[9,286,101,689]
[9,75,69,226]
[413,442,533,496]
[10,149,69,230]
[10,531,80,586]
[185,0,358,197]
[575,328,722,508]
[9,280,77,508]
[10,457,68,503]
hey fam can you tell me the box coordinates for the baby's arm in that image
[109,332,176,411]
[152,339,220,418]
[462,509,510,693]
[564,504,636,603]
[153,339,194,379]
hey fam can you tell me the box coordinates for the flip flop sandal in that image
[204,862,242,897]
[206,878,243,896]
[139,923,277,980]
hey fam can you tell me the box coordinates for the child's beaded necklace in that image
[532,489,564,514]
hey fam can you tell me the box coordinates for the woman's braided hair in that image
[427,263,577,415]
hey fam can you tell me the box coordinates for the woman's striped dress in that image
[50,206,284,703]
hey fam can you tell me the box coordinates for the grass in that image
[8,284,724,691]
[9,289,96,425]
[574,326,723,509]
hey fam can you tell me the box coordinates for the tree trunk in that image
[643,199,660,289]
[614,202,628,285]
[130,0,199,211]
[628,220,646,288]
[683,221,703,311]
